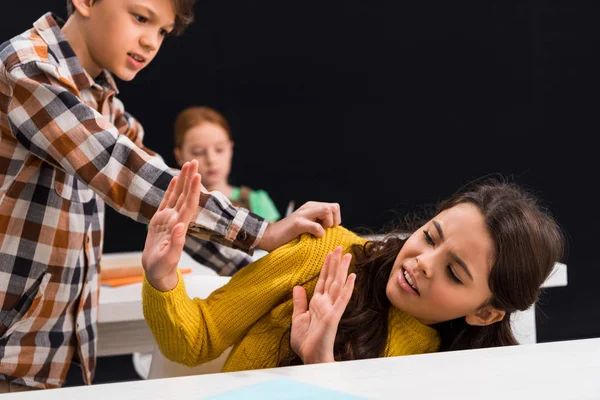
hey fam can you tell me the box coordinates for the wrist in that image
[301,351,335,365]
[147,271,179,292]
[256,222,274,251]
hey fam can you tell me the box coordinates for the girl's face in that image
[386,203,505,326]
[174,122,233,189]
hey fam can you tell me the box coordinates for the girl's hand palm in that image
[291,247,355,364]
[142,161,202,291]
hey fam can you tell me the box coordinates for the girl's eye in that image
[159,29,169,37]
[447,266,463,284]
[423,230,434,246]
[133,14,148,23]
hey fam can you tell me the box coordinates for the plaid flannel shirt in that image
[0,13,265,388]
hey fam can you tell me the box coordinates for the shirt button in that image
[239,231,247,242]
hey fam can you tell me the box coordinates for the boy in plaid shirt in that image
[0,0,341,390]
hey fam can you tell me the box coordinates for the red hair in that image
[173,106,232,148]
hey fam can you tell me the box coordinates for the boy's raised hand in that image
[290,246,355,364]
[142,160,202,291]
[257,201,342,252]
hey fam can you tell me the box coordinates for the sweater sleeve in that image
[142,233,320,367]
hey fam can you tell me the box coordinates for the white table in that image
[6,337,600,399]
[97,250,255,357]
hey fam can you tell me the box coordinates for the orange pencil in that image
[100,268,192,287]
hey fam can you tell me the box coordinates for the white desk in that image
[97,250,244,357]
[6,338,600,399]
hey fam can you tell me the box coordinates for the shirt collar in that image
[32,12,119,94]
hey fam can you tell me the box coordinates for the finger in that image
[163,222,186,266]
[328,280,342,304]
[159,176,178,212]
[323,247,342,294]
[295,201,312,212]
[330,253,352,301]
[333,273,356,316]
[315,252,331,295]
[324,247,342,293]
[318,206,335,230]
[332,203,342,226]
[174,165,193,212]
[168,162,188,208]
[335,253,352,288]
[297,203,333,224]
[178,173,202,223]
[292,286,308,320]
[300,221,326,238]
[188,159,199,175]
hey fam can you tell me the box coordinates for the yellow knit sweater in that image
[142,226,440,371]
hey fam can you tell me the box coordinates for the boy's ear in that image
[173,148,183,167]
[465,305,506,326]
[71,0,95,18]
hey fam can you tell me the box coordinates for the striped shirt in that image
[0,13,266,388]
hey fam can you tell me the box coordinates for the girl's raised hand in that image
[142,160,202,291]
[290,246,355,364]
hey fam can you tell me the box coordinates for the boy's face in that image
[79,0,175,80]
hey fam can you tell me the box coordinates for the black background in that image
[2,1,598,371]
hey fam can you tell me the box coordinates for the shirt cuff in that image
[224,206,269,251]
[189,191,268,253]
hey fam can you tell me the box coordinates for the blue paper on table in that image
[205,378,366,399]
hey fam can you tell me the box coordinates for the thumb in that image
[292,286,308,319]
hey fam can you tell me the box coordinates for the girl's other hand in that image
[290,246,355,364]
[142,160,202,291]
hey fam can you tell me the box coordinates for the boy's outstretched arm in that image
[5,65,263,251]
[185,199,342,276]
[5,64,340,261]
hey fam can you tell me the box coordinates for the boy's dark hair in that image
[66,0,195,35]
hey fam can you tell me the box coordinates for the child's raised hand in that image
[290,246,355,364]
[257,201,342,252]
[142,160,202,291]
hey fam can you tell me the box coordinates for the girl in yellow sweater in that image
[142,166,565,369]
